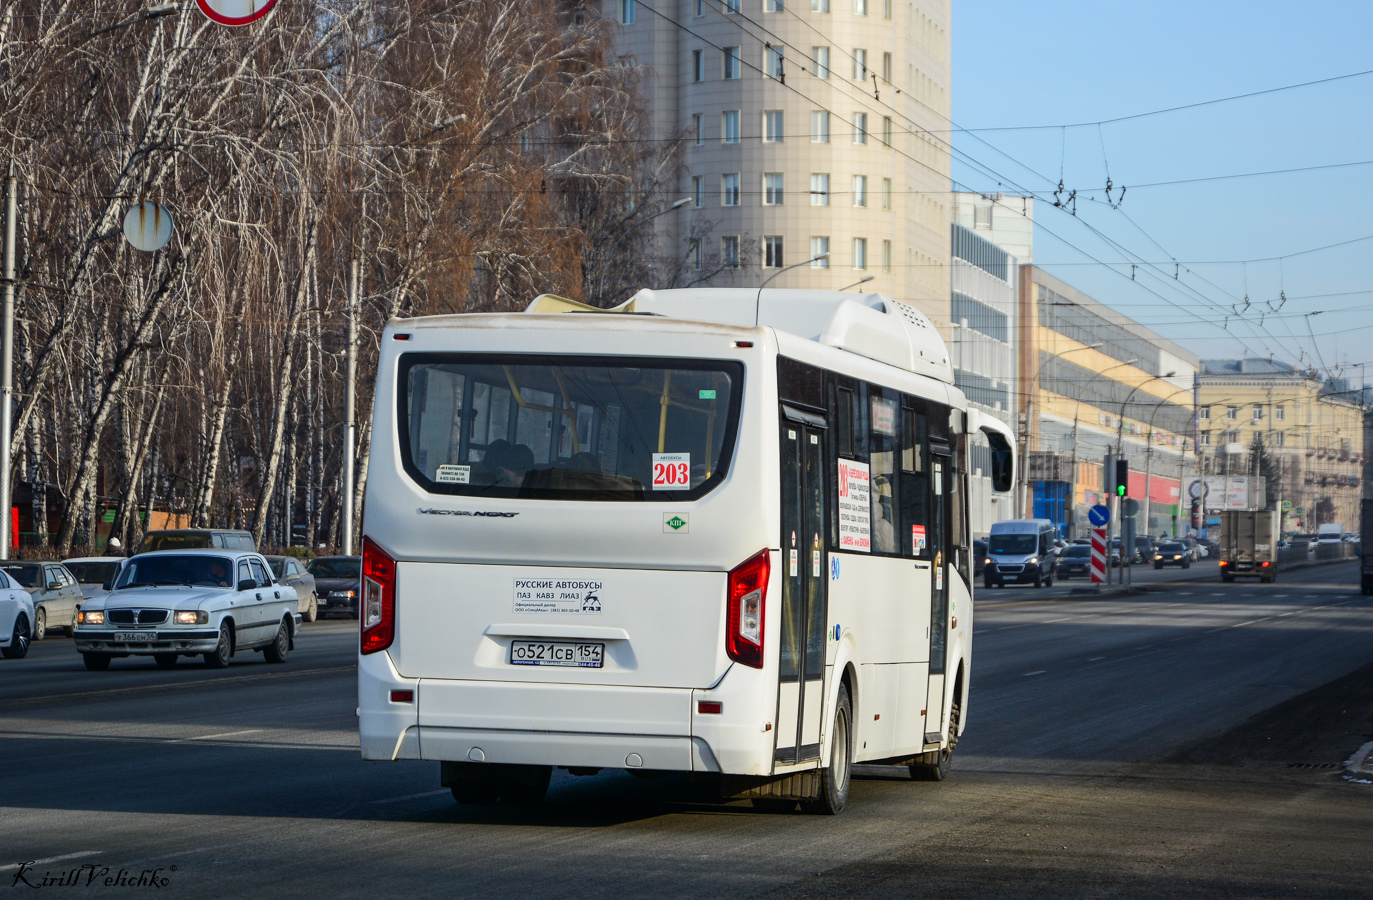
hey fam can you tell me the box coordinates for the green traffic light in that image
[1117,485,1126,497]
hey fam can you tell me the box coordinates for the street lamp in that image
[1066,357,1136,537]
[1140,387,1192,536]
[754,253,829,325]
[839,275,875,291]
[595,197,692,304]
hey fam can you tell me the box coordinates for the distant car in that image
[1110,538,1142,565]
[73,549,300,670]
[1059,544,1093,578]
[1134,536,1156,563]
[1197,539,1220,559]
[0,561,83,641]
[1071,537,1091,545]
[0,569,35,659]
[1154,541,1192,569]
[62,557,125,601]
[265,556,318,623]
[135,529,255,554]
[306,556,360,618]
[1179,536,1202,562]
[973,539,988,578]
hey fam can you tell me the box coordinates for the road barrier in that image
[1277,540,1358,569]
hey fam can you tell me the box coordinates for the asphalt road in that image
[1,564,1370,898]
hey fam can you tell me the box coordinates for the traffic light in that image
[1115,459,1129,497]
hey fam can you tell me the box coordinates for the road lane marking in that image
[1087,656,1105,661]
[180,729,262,742]
[0,852,101,873]
[370,789,450,805]
[1023,670,1046,676]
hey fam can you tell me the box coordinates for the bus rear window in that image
[399,354,744,501]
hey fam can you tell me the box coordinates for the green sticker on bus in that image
[699,389,716,400]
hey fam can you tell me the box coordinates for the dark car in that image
[974,539,988,578]
[135,529,255,554]
[1058,544,1093,578]
[307,556,360,618]
[1179,536,1201,562]
[1110,538,1140,566]
[266,555,319,623]
[1134,536,1156,563]
[1154,541,1192,569]
[1197,538,1220,559]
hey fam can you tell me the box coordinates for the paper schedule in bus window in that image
[837,459,872,552]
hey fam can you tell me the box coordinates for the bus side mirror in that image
[986,432,1014,493]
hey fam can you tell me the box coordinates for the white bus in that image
[357,289,1015,814]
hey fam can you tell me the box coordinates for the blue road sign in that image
[1089,504,1111,528]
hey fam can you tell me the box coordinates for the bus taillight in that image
[361,536,397,655]
[726,549,770,668]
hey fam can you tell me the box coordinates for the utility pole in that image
[342,258,358,556]
[0,171,15,560]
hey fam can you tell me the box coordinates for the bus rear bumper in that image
[359,652,773,774]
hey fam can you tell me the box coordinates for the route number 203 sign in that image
[196,0,279,26]
[652,453,690,490]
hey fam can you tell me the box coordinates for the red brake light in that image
[361,537,397,655]
[1219,560,1228,566]
[1260,561,1270,567]
[726,549,770,668]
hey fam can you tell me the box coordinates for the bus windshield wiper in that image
[119,582,158,589]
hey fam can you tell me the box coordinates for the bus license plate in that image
[509,640,604,668]
[114,631,157,642]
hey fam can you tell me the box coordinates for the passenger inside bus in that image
[475,440,534,487]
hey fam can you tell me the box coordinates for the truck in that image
[1218,509,1280,584]
[1316,522,1345,544]
[1360,500,1373,595]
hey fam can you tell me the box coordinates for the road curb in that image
[1344,740,1373,782]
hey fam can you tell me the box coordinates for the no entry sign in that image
[196,0,279,26]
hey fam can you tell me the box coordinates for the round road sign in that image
[196,0,279,26]
[1088,504,1111,528]
[122,202,173,252]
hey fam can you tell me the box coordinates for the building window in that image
[882,51,892,83]
[1252,404,1263,422]
[691,114,704,145]
[853,237,867,270]
[691,175,704,208]
[810,173,829,206]
[854,0,867,14]
[723,46,741,79]
[1274,431,1285,447]
[881,116,892,146]
[764,45,784,79]
[694,0,705,15]
[763,109,784,142]
[722,110,740,143]
[692,50,705,83]
[620,0,635,25]
[811,236,830,267]
[812,0,829,9]
[765,0,784,10]
[883,0,891,17]
[721,173,740,206]
[810,110,830,142]
[690,239,702,270]
[1200,431,1211,446]
[853,112,868,144]
[811,46,830,79]
[1223,429,1240,443]
[724,0,740,12]
[721,236,740,268]
[881,177,892,209]
[852,49,867,80]
[1227,406,1238,420]
[763,172,784,205]
[1199,407,1210,420]
[852,174,867,207]
[882,239,891,272]
[763,235,783,268]
[1276,404,1285,421]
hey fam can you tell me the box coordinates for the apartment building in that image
[605,0,953,330]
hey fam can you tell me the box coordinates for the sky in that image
[951,0,1373,381]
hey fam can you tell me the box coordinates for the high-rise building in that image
[605,0,953,330]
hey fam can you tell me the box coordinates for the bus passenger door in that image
[776,414,827,766]
[925,449,951,744]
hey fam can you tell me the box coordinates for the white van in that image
[1316,523,1344,543]
[357,289,1015,813]
[984,519,1060,589]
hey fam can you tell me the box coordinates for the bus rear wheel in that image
[801,682,852,815]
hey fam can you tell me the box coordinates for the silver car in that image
[73,549,300,671]
[0,569,35,659]
[1,561,83,641]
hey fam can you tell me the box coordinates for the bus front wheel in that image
[801,682,852,815]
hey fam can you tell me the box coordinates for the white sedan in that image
[0,569,35,659]
[73,549,300,671]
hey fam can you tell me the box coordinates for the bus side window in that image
[836,387,855,458]
[900,406,929,558]
[870,391,899,555]
[952,431,971,584]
